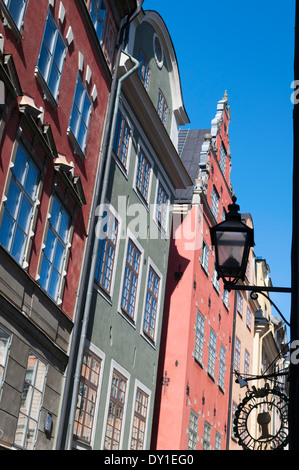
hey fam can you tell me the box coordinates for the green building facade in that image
[72,9,191,450]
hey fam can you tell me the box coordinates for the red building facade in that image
[152,93,236,450]
[0,0,136,450]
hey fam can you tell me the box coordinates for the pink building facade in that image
[152,94,237,450]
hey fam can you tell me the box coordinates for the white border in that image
[100,359,131,450]
[127,379,152,450]
[139,257,163,346]
[117,228,144,327]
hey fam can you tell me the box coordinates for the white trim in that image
[72,342,106,450]
[132,137,154,208]
[139,257,163,346]
[101,359,130,450]
[112,102,134,177]
[152,173,171,239]
[94,201,122,302]
[117,228,144,327]
[127,379,152,450]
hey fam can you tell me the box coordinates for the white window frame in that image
[194,310,205,365]
[201,240,209,274]
[133,140,153,207]
[118,229,144,327]
[153,175,170,237]
[72,341,105,450]
[211,186,219,221]
[128,379,151,450]
[0,142,41,268]
[140,258,163,346]
[207,327,217,378]
[101,360,130,450]
[218,344,226,391]
[112,106,133,175]
[67,72,92,156]
[2,0,28,34]
[94,202,122,303]
[0,324,12,395]
[37,195,72,305]
[35,8,67,106]
[14,351,48,450]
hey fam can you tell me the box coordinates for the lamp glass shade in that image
[215,230,247,273]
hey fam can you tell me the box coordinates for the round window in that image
[154,35,163,68]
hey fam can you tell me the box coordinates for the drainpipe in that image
[56,2,142,450]
[225,290,237,449]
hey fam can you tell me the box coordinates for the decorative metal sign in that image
[233,384,289,450]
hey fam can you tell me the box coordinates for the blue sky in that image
[144,0,295,327]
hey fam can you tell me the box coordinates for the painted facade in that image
[68,9,191,450]
[152,94,237,450]
[0,0,135,450]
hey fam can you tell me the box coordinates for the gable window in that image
[234,337,241,372]
[212,263,220,292]
[0,144,40,266]
[244,349,250,377]
[207,327,217,378]
[73,348,102,445]
[187,410,198,450]
[215,432,222,450]
[130,388,149,450]
[136,148,151,202]
[0,326,11,391]
[155,182,169,232]
[219,144,226,174]
[36,9,67,103]
[88,0,107,44]
[113,111,131,169]
[203,421,211,450]
[104,369,127,450]
[39,197,71,303]
[211,186,219,221]
[223,288,229,309]
[246,307,252,329]
[200,240,209,274]
[143,266,160,341]
[95,210,118,295]
[2,0,28,31]
[237,292,243,316]
[121,239,141,320]
[138,49,150,90]
[194,311,205,365]
[157,89,168,126]
[218,344,226,390]
[68,73,92,155]
[14,353,47,449]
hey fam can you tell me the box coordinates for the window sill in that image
[0,2,22,42]
[35,67,58,110]
[67,126,86,160]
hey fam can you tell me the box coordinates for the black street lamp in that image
[210,196,254,287]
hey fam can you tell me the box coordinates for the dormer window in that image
[157,89,168,126]
[138,49,150,91]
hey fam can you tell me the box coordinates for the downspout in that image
[56,2,143,450]
[225,290,237,449]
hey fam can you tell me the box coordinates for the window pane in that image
[11,226,26,264]
[44,228,56,262]
[5,180,21,219]
[39,256,51,290]
[18,196,32,232]
[37,43,51,80]
[0,211,14,251]
[13,146,27,184]
[48,268,60,300]
[25,162,39,200]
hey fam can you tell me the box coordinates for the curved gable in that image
[130,10,189,148]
